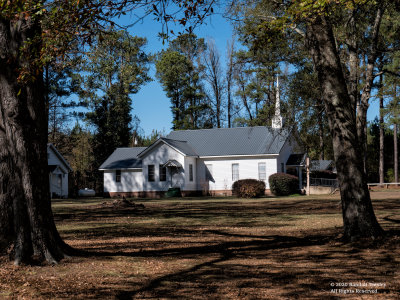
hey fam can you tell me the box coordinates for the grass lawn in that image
[1,191,399,299]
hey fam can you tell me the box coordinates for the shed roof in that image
[286,153,306,166]
[99,147,147,170]
[310,160,334,171]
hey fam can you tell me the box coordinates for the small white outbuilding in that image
[47,143,72,198]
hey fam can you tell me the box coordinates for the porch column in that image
[298,167,303,190]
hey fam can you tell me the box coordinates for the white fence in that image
[367,183,400,188]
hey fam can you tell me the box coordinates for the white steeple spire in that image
[272,76,283,129]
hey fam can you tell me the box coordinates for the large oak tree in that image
[0,0,214,265]
[231,0,400,240]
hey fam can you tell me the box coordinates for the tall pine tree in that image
[77,30,150,190]
[156,33,211,129]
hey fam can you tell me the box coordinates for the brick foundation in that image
[105,191,165,198]
[104,189,272,198]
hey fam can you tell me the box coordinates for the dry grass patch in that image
[0,192,399,299]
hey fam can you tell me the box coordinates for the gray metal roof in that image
[136,137,199,158]
[99,127,292,170]
[286,153,306,166]
[99,147,147,170]
[166,126,290,156]
[310,160,334,171]
[160,138,199,156]
[47,143,73,172]
[162,159,182,168]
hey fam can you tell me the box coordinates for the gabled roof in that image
[99,147,147,170]
[99,127,293,170]
[162,159,182,168]
[137,137,198,158]
[166,126,290,156]
[160,138,198,156]
[47,143,72,172]
[48,165,67,174]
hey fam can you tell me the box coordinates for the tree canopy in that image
[156,33,211,129]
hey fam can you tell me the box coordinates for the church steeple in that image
[271,76,283,129]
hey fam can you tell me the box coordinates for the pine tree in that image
[76,30,150,190]
[156,34,211,130]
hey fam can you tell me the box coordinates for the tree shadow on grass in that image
[51,197,400,299]
[69,228,399,300]
[53,198,343,224]
[89,232,332,259]
[84,232,339,299]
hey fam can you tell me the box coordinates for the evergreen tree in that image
[156,33,211,130]
[76,30,150,190]
[68,122,95,196]
[382,84,400,183]
[287,64,332,160]
[231,51,279,127]
[156,50,194,129]
[381,42,400,184]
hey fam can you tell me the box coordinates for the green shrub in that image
[385,168,394,183]
[232,179,266,198]
[269,173,299,196]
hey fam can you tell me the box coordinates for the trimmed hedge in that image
[232,179,266,198]
[269,173,299,196]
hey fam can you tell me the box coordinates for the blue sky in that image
[119,12,380,136]
[124,11,234,136]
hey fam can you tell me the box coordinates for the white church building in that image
[99,79,305,198]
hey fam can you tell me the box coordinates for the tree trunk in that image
[172,92,180,130]
[306,15,383,241]
[356,6,383,174]
[318,107,325,160]
[0,138,14,251]
[394,123,398,184]
[226,40,234,129]
[346,13,359,121]
[0,15,73,264]
[379,74,385,185]
[240,82,253,121]
[227,89,232,128]
[216,89,221,128]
